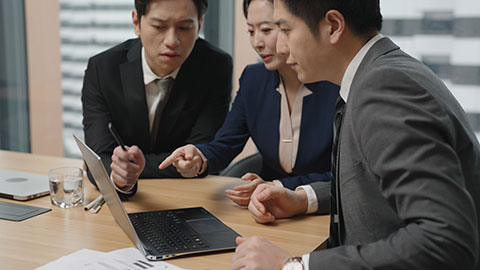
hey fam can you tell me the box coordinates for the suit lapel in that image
[264,70,282,171]
[119,40,151,148]
[335,37,400,244]
[293,84,316,169]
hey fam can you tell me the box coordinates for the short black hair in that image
[278,0,382,38]
[243,0,273,19]
[135,0,208,22]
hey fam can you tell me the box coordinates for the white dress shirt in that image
[142,47,180,132]
[300,33,384,269]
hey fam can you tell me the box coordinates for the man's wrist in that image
[118,183,134,190]
[294,188,308,215]
[113,178,132,189]
[295,185,318,214]
[115,182,135,194]
[110,174,135,194]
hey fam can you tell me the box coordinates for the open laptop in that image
[0,170,49,201]
[73,135,240,260]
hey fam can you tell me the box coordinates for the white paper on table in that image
[35,247,187,270]
[35,249,104,270]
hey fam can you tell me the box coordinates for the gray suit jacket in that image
[310,37,480,269]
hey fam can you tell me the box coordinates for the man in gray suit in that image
[231,0,480,269]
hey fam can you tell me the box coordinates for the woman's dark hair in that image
[279,0,382,38]
[135,0,208,22]
[243,0,273,18]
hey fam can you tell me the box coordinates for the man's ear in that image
[132,10,141,36]
[324,10,345,44]
[197,17,204,38]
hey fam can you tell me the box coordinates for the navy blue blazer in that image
[196,63,339,190]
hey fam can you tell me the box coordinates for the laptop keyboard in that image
[130,211,210,254]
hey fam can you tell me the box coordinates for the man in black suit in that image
[232,0,480,269]
[82,0,232,193]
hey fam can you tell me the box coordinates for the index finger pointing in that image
[159,150,185,169]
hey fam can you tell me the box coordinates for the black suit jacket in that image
[82,38,233,185]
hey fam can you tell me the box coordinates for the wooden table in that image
[0,150,329,269]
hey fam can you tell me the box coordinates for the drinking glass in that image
[48,167,84,208]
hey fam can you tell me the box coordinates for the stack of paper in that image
[36,247,187,270]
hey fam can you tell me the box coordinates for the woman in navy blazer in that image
[160,0,339,206]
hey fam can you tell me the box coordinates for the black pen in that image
[109,122,135,164]
[108,122,126,151]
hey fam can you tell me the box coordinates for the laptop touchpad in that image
[186,218,228,234]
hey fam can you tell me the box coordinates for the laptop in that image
[0,170,50,201]
[73,135,241,260]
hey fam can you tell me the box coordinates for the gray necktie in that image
[151,77,174,144]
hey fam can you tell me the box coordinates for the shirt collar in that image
[142,47,180,85]
[339,33,384,102]
[275,77,311,96]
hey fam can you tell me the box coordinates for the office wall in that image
[25,0,64,156]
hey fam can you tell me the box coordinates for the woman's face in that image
[246,0,286,70]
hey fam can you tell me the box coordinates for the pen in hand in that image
[108,122,126,151]
[108,122,141,188]
[108,122,135,164]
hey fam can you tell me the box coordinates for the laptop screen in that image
[73,135,145,252]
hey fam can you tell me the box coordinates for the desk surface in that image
[0,150,329,270]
